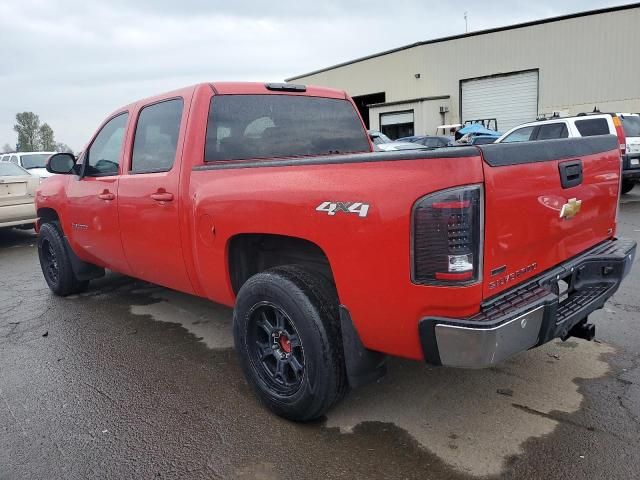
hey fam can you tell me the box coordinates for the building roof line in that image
[285,2,640,81]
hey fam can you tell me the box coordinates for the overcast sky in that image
[0,0,628,151]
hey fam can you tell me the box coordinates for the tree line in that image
[2,112,72,154]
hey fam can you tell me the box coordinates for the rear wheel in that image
[621,179,636,194]
[233,265,347,421]
[37,223,89,296]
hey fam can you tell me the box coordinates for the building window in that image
[380,110,414,140]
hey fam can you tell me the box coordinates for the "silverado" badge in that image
[488,262,538,289]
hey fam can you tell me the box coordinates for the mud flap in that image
[339,306,387,388]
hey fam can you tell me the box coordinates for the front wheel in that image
[233,266,347,421]
[37,223,89,296]
[621,179,636,194]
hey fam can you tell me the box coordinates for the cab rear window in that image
[204,95,369,161]
[621,115,640,137]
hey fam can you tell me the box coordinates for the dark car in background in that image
[396,135,454,149]
[468,135,499,145]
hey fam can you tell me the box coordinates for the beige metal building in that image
[287,3,640,138]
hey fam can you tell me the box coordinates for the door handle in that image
[150,192,174,202]
[98,191,115,201]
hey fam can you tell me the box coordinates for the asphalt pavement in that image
[2,191,640,479]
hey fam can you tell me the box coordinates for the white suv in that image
[496,114,639,193]
[0,151,57,179]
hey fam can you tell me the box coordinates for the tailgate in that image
[479,135,620,299]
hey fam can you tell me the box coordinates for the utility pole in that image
[464,11,469,33]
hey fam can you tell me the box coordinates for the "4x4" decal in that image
[315,201,370,218]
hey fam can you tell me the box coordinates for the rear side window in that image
[621,115,640,137]
[205,95,369,161]
[132,99,184,173]
[575,118,610,137]
[501,126,535,143]
[536,123,568,140]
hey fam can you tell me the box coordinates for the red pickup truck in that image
[36,82,635,421]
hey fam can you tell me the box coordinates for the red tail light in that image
[412,185,483,285]
[613,116,626,155]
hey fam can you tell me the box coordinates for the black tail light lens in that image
[412,185,483,285]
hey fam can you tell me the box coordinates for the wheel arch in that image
[227,233,336,297]
[37,207,61,229]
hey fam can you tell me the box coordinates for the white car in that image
[0,151,57,179]
[496,114,640,193]
[367,130,429,152]
[0,162,38,229]
[495,114,617,144]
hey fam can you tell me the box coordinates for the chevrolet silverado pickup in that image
[36,82,636,421]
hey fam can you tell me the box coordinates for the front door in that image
[117,97,193,294]
[66,112,131,274]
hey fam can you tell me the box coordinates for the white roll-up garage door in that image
[461,70,538,132]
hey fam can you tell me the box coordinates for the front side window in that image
[85,113,128,176]
[131,99,183,173]
[205,95,369,161]
[575,118,610,137]
[536,123,568,140]
[501,126,535,143]
[10,155,19,164]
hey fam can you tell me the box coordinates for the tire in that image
[621,179,636,195]
[233,265,347,422]
[37,222,89,296]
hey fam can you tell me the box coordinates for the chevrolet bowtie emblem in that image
[559,198,582,219]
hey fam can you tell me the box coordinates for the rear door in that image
[117,95,194,294]
[479,136,620,298]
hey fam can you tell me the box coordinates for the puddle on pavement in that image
[124,284,614,477]
[129,288,233,350]
[326,340,614,477]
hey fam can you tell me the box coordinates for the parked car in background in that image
[36,81,634,422]
[496,114,639,193]
[615,113,640,191]
[0,162,38,229]
[1,152,57,180]
[467,135,499,145]
[368,130,429,151]
[398,135,454,149]
[368,130,393,146]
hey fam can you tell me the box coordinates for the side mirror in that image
[47,153,76,174]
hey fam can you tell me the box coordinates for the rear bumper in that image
[0,202,36,228]
[419,238,636,368]
[622,153,640,180]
